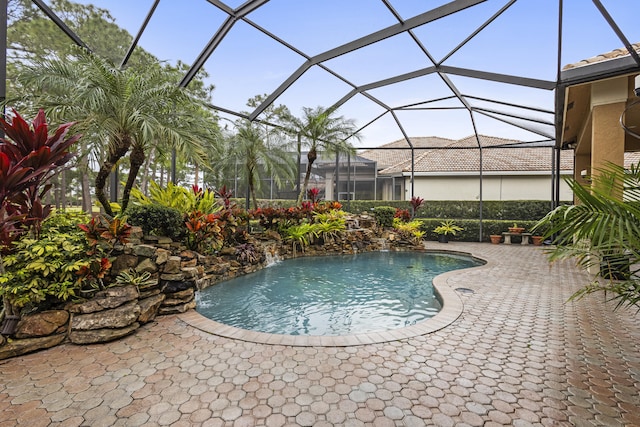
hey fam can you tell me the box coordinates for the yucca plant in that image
[535,162,640,310]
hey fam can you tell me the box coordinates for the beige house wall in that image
[396,175,572,201]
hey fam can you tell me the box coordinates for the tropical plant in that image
[0,214,91,310]
[433,220,464,236]
[230,119,295,210]
[534,162,640,310]
[410,196,425,217]
[394,208,411,222]
[393,218,426,244]
[313,210,346,242]
[283,223,316,255]
[285,106,360,204]
[131,181,220,216]
[14,46,218,216]
[184,211,224,254]
[0,109,79,246]
[235,243,261,265]
[114,269,155,289]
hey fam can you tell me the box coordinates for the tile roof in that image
[360,135,572,175]
[562,42,640,70]
[358,136,455,168]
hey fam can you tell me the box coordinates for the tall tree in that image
[285,106,360,204]
[231,119,295,209]
[15,47,219,215]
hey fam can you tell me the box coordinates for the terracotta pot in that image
[490,235,501,244]
[532,236,544,246]
[508,227,525,234]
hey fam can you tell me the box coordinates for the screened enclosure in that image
[3,0,640,210]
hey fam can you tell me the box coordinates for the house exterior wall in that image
[394,174,572,201]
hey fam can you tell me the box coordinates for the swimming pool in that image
[196,251,483,336]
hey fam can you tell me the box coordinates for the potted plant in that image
[433,220,463,243]
[508,223,525,234]
[490,234,502,244]
[531,235,544,246]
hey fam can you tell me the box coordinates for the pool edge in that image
[179,249,486,347]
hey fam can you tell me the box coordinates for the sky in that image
[67,0,640,148]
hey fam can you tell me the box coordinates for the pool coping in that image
[179,249,488,347]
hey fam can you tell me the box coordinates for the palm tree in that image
[231,119,295,210]
[13,47,218,216]
[535,162,640,310]
[286,106,360,204]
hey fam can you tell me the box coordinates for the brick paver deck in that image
[1,243,639,426]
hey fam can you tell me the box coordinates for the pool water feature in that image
[196,251,483,336]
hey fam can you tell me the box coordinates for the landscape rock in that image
[69,322,140,344]
[134,244,157,259]
[15,311,69,339]
[155,248,170,265]
[0,334,66,360]
[138,294,165,324]
[111,254,138,273]
[161,280,194,293]
[162,288,195,306]
[135,258,158,273]
[159,300,196,315]
[68,285,139,314]
[163,256,182,274]
[71,301,141,330]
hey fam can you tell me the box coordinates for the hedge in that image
[417,218,540,243]
[233,198,567,222]
[341,200,564,221]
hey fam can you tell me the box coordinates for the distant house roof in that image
[358,136,455,169]
[562,42,640,71]
[360,135,573,175]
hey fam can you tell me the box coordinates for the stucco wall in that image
[394,174,572,201]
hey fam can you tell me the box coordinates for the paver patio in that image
[0,242,638,426]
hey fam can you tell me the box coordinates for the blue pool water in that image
[196,251,483,336]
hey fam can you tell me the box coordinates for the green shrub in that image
[372,206,396,227]
[126,204,185,239]
[0,214,91,310]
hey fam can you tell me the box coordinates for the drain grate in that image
[455,287,475,294]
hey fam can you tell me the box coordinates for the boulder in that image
[69,322,140,345]
[179,250,198,260]
[155,248,170,265]
[0,334,66,360]
[15,310,69,339]
[160,272,185,281]
[137,294,165,324]
[209,262,230,275]
[181,266,202,279]
[161,280,194,293]
[135,258,158,273]
[163,256,182,274]
[134,244,157,259]
[68,285,139,314]
[71,301,141,330]
[111,254,138,273]
[162,288,195,306]
[158,300,196,315]
[181,258,197,268]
